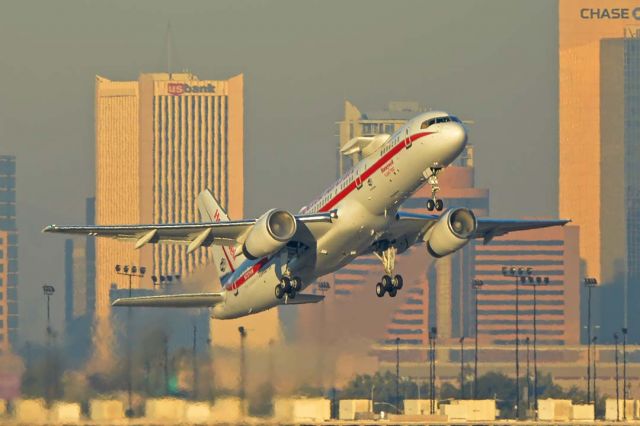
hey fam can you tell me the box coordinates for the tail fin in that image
[197,189,244,282]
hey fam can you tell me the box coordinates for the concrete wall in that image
[89,399,124,422]
[185,402,212,423]
[49,402,81,422]
[572,404,595,421]
[14,399,47,423]
[404,399,437,415]
[538,399,573,421]
[339,399,371,420]
[210,397,245,422]
[605,398,635,420]
[145,398,187,421]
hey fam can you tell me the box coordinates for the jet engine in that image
[242,209,297,259]
[425,207,477,258]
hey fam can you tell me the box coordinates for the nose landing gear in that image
[275,276,302,300]
[374,247,404,298]
[425,166,444,212]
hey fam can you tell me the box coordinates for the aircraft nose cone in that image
[443,122,467,152]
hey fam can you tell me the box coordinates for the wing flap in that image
[112,292,224,308]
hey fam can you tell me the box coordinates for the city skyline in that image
[1,0,557,343]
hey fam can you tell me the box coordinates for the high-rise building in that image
[336,100,427,175]
[95,72,279,350]
[0,156,17,350]
[559,0,640,338]
[473,225,581,346]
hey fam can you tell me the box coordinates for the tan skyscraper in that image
[94,72,279,355]
[559,0,639,283]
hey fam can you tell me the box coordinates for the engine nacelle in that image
[425,207,477,258]
[242,209,297,259]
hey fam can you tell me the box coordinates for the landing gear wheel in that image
[426,199,435,211]
[288,288,297,299]
[275,284,285,299]
[388,287,398,297]
[435,199,444,211]
[392,275,404,290]
[381,275,393,290]
[291,277,302,292]
[376,282,385,297]
[281,276,292,293]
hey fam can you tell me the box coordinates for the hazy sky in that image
[0,0,558,342]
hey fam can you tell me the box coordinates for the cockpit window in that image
[420,115,453,129]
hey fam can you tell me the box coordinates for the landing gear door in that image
[404,128,412,149]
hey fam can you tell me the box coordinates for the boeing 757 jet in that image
[44,111,568,319]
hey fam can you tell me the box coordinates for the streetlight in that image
[472,279,484,399]
[526,337,531,412]
[115,264,146,417]
[501,266,529,419]
[151,273,181,289]
[525,271,550,419]
[395,337,400,414]
[428,327,437,414]
[614,332,620,422]
[622,327,627,420]
[238,326,247,417]
[584,277,598,404]
[459,336,465,400]
[592,336,598,417]
[42,284,55,404]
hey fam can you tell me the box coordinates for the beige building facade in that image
[95,73,279,351]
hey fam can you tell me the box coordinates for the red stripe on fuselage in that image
[226,257,269,291]
[319,132,433,212]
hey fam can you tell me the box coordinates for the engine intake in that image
[425,207,477,258]
[242,209,297,259]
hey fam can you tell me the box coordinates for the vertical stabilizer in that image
[197,189,244,282]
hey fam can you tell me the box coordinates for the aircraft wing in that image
[391,211,570,245]
[42,211,335,252]
[112,292,224,308]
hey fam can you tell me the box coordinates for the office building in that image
[0,156,17,351]
[559,0,640,339]
[95,72,279,350]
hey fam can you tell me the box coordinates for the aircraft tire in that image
[388,287,398,297]
[275,284,285,299]
[382,275,393,290]
[376,282,385,297]
[393,275,404,290]
[281,276,292,293]
[435,199,444,211]
[291,277,302,292]
[426,199,435,211]
[289,288,296,299]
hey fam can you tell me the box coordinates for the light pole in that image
[115,264,146,417]
[592,336,598,416]
[502,266,528,419]
[529,272,549,419]
[584,277,598,404]
[614,332,620,422]
[42,284,55,404]
[238,326,247,417]
[395,337,400,413]
[622,327,627,420]
[428,327,437,414]
[526,337,531,412]
[472,279,483,399]
[459,336,465,399]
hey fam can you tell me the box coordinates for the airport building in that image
[0,156,17,351]
[559,0,640,340]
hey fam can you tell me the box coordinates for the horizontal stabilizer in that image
[112,292,224,308]
[282,293,324,305]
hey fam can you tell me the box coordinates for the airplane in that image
[44,111,569,319]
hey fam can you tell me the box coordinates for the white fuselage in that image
[213,111,467,319]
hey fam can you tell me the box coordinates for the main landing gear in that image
[426,165,444,212]
[374,247,404,298]
[275,276,302,300]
